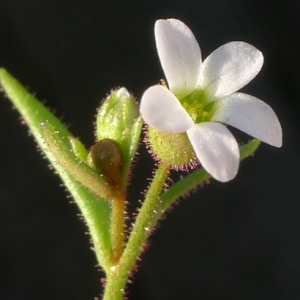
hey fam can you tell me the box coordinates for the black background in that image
[0,1,299,299]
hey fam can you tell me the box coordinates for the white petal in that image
[140,85,194,133]
[211,93,282,147]
[187,123,239,182]
[199,42,263,98]
[155,19,202,98]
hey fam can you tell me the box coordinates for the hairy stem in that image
[110,196,126,264]
[103,163,170,300]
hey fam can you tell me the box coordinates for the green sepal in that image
[0,68,114,270]
[96,87,142,190]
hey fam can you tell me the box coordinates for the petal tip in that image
[269,128,283,148]
[199,41,264,98]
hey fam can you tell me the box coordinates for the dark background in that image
[0,0,299,299]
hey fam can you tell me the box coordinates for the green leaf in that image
[0,68,114,270]
[69,136,88,161]
[42,122,118,200]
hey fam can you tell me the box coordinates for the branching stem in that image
[103,163,170,300]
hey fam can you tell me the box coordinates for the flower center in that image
[180,89,214,123]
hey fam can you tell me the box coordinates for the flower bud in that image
[96,87,142,189]
[88,138,123,189]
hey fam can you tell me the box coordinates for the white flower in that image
[140,18,282,182]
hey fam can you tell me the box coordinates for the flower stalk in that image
[110,196,126,264]
[103,163,170,300]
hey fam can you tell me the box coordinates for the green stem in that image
[102,163,170,300]
[110,196,126,264]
